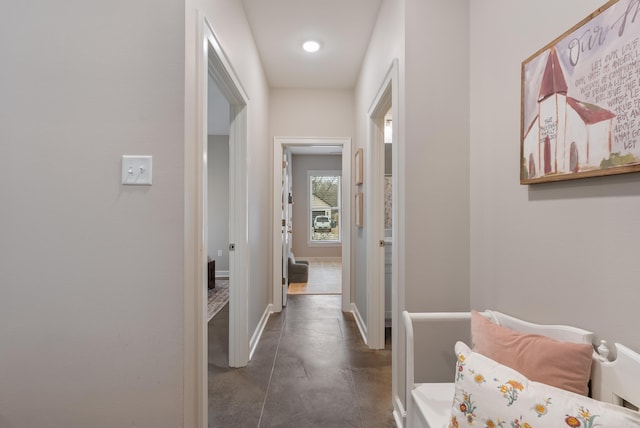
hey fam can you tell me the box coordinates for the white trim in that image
[299,256,342,262]
[366,60,398,351]
[227,101,250,368]
[307,169,342,246]
[351,302,368,345]
[249,304,273,360]
[184,13,251,428]
[201,18,250,370]
[272,137,352,313]
[393,394,406,428]
[307,241,342,247]
[215,270,230,279]
[366,59,404,412]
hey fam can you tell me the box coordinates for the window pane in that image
[310,175,340,242]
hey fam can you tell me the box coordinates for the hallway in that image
[208,295,394,427]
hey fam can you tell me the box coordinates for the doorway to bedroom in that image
[272,137,352,312]
[288,159,343,296]
[206,71,231,324]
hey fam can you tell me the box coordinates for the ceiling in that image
[240,0,383,89]
[210,1,383,151]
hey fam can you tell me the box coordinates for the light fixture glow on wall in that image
[302,40,321,53]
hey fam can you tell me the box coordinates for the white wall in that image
[208,135,230,271]
[354,0,405,334]
[403,0,472,394]
[270,88,355,138]
[470,0,640,352]
[356,0,471,415]
[0,1,185,426]
[0,0,269,425]
[291,154,343,258]
[404,0,470,314]
[354,0,405,416]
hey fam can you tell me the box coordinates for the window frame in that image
[307,170,342,246]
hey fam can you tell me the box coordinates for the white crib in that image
[402,310,640,428]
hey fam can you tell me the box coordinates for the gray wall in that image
[208,135,230,271]
[0,1,185,426]
[291,154,342,258]
[470,0,640,351]
[0,0,272,426]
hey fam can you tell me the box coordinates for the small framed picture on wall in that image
[355,148,363,185]
[355,192,363,227]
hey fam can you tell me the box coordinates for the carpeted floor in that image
[207,279,229,322]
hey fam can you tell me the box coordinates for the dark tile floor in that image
[208,294,395,427]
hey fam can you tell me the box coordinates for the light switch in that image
[122,155,152,185]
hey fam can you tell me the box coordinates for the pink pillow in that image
[471,310,593,396]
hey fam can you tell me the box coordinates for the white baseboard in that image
[249,304,272,360]
[299,256,341,262]
[351,303,368,345]
[393,394,406,428]
[215,270,230,279]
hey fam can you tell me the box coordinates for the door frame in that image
[272,137,352,313]
[366,59,399,350]
[366,60,405,424]
[280,149,292,307]
[184,14,250,427]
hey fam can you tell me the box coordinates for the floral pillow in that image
[449,342,640,428]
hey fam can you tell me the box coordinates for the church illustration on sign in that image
[523,47,616,179]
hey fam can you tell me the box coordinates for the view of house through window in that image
[310,173,340,242]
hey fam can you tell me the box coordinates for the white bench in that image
[402,310,640,428]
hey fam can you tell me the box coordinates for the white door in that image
[281,150,291,306]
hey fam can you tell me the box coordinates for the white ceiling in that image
[241,0,383,89]
[210,0,383,140]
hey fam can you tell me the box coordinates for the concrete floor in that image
[208,294,394,427]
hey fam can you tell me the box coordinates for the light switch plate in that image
[122,155,152,185]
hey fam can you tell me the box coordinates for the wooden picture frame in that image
[355,148,364,185]
[355,192,363,227]
[521,0,640,184]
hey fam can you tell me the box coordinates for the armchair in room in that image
[287,253,309,283]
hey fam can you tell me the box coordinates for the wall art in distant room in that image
[355,148,364,185]
[355,192,363,227]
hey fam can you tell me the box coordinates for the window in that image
[309,172,341,243]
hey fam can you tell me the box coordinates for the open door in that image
[281,150,292,306]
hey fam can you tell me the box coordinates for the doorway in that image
[206,73,231,360]
[289,159,343,296]
[272,138,352,313]
[202,19,250,369]
[367,59,403,424]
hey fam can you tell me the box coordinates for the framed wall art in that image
[355,192,363,227]
[521,0,640,184]
[355,148,364,185]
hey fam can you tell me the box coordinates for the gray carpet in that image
[207,279,229,322]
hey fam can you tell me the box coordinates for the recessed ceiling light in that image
[302,40,321,53]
